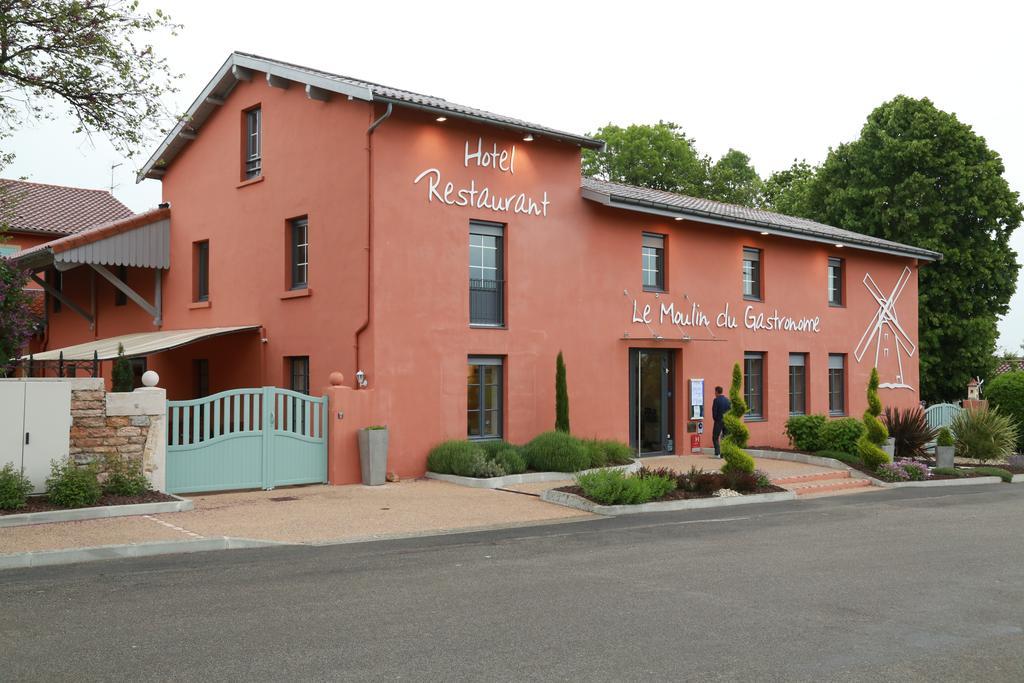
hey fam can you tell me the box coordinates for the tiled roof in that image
[140,52,602,180]
[993,358,1024,376]
[0,179,133,236]
[581,177,942,262]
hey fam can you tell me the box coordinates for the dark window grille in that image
[828,257,844,306]
[245,108,262,179]
[744,352,764,418]
[469,223,504,326]
[290,218,308,289]
[468,357,503,439]
[743,247,762,300]
[789,353,807,415]
[828,354,846,415]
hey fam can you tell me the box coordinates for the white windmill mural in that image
[854,266,916,390]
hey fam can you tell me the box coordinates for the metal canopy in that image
[23,326,260,361]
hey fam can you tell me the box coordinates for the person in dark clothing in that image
[711,385,731,458]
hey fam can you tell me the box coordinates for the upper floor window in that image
[742,247,762,300]
[828,354,846,415]
[244,107,262,179]
[194,240,209,302]
[642,233,665,291]
[469,221,504,327]
[744,352,764,419]
[828,257,844,306]
[290,218,309,290]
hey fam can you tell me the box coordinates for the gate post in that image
[261,386,274,489]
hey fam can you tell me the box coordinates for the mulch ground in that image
[556,484,787,504]
[0,491,178,516]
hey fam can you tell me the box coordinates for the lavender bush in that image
[876,462,911,482]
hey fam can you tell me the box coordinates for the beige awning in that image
[24,326,260,361]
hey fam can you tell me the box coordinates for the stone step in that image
[771,470,851,485]
[787,478,873,496]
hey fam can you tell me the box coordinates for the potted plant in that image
[358,425,389,486]
[935,427,955,468]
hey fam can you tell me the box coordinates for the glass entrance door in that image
[629,349,675,455]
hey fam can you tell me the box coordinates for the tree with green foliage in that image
[112,343,133,392]
[801,96,1022,402]
[984,371,1024,451]
[0,257,38,376]
[555,351,569,433]
[0,1,181,161]
[721,362,755,474]
[582,121,710,197]
[761,159,817,216]
[707,149,764,207]
[857,368,890,469]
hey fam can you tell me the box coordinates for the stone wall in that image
[66,378,167,491]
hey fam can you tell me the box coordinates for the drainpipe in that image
[354,102,392,387]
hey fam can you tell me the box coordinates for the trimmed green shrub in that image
[0,463,33,510]
[102,455,151,497]
[936,426,954,448]
[984,371,1024,450]
[883,406,937,459]
[721,440,755,474]
[596,439,633,465]
[582,439,608,468]
[950,407,1019,463]
[576,469,676,505]
[480,440,527,475]
[857,437,889,470]
[863,368,888,446]
[972,466,1013,482]
[784,414,828,451]
[426,441,486,476]
[471,456,505,478]
[555,351,570,433]
[723,363,750,448]
[112,343,134,393]
[820,418,866,454]
[815,449,860,466]
[523,431,589,472]
[931,466,963,477]
[46,459,101,509]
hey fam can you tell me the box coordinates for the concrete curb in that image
[540,488,796,516]
[426,461,640,489]
[1011,474,1024,483]
[0,495,194,529]
[0,537,287,571]
[873,476,1004,488]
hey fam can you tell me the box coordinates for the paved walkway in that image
[0,453,872,557]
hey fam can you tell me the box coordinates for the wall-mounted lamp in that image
[760,231,770,236]
[355,369,368,388]
[522,133,534,142]
[834,243,844,248]
[435,116,447,122]
[674,216,683,221]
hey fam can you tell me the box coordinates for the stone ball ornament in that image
[141,370,160,388]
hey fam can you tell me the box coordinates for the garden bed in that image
[426,460,639,489]
[0,492,192,528]
[542,486,794,516]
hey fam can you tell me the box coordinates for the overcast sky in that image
[6,0,1024,349]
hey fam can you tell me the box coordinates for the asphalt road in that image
[3,485,1024,681]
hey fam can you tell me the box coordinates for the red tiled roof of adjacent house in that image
[993,358,1024,376]
[0,179,134,236]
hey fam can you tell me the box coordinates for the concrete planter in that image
[541,488,795,516]
[426,461,640,489]
[0,494,193,528]
[883,438,896,459]
[935,446,955,469]
[358,428,389,486]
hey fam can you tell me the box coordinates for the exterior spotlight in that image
[760,231,770,236]
[523,133,534,141]
[436,116,447,122]
[835,243,844,248]
[674,216,683,221]
[355,370,368,388]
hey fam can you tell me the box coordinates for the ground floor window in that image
[468,356,503,439]
[828,354,846,415]
[789,353,807,415]
[288,356,310,395]
[744,352,764,419]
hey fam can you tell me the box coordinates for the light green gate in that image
[166,387,327,494]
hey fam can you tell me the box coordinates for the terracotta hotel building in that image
[6,53,941,479]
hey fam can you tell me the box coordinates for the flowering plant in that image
[876,462,911,482]
[895,459,928,481]
[0,258,40,376]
